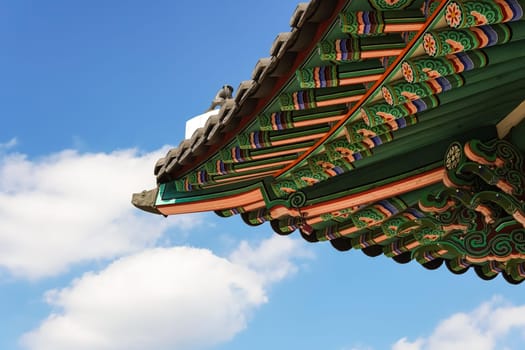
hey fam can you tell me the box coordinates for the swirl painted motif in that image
[415,139,525,265]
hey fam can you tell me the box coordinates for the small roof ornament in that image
[207,85,234,111]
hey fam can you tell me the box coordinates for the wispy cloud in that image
[0,146,200,279]
[392,296,525,350]
[21,236,313,350]
[229,234,314,284]
[0,138,17,152]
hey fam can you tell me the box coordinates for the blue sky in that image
[1,1,525,350]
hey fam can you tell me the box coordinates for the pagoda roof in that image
[133,0,525,284]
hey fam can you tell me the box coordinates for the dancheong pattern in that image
[135,0,525,284]
[445,0,523,29]
[422,23,511,56]
[401,51,487,83]
[381,74,464,105]
[339,11,386,35]
[414,139,525,281]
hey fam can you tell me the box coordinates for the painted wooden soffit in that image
[133,0,525,284]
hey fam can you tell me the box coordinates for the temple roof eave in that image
[133,0,525,284]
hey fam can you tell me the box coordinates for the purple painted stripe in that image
[508,0,523,20]
[340,40,348,60]
[379,199,401,215]
[412,98,428,112]
[435,76,452,92]
[407,208,425,219]
[233,147,240,162]
[319,67,326,88]
[479,25,499,46]
[391,241,403,255]
[455,52,474,71]
[360,235,370,248]
[297,92,305,110]
[362,12,372,34]
[396,117,407,129]
[276,113,285,130]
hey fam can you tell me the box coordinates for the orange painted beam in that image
[157,188,264,215]
[269,168,445,219]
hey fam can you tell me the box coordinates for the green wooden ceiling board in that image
[210,168,277,181]
[480,39,525,65]
[367,114,502,161]
[248,141,316,157]
[290,106,347,122]
[230,154,297,170]
[303,125,496,202]
[338,66,385,79]
[390,84,525,138]
[267,125,331,142]
[156,180,264,205]
[315,85,367,100]
[431,70,525,108]
[383,9,427,21]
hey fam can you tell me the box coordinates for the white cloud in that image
[392,297,525,350]
[0,146,201,279]
[0,138,17,152]
[21,236,312,350]
[229,233,314,284]
[392,338,425,350]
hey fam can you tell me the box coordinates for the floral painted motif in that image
[381,86,394,105]
[385,0,400,5]
[445,2,462,28]
[423,33,437,56]
[402,62,414,83]
[445,143,462,170]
